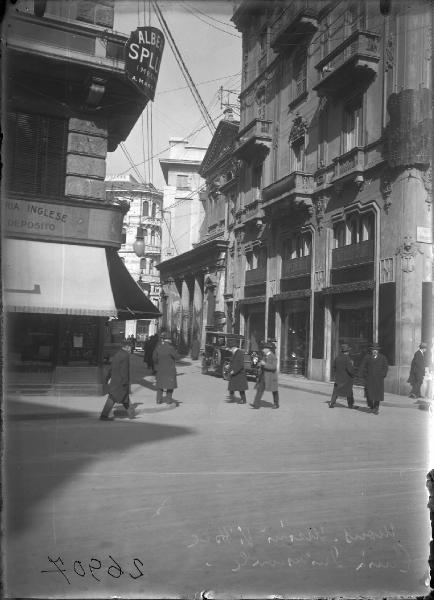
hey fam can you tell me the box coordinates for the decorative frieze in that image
[379,257,395,283]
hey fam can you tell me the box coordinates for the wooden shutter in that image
[7,111,67,198]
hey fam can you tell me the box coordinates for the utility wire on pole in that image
[151,0,216,135]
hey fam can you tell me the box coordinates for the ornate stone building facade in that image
[157,112,239,353]
[231,0,432,393]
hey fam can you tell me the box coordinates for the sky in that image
[106,0,242,190]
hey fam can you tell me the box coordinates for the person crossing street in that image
[359,343,389,415]
[251,342,279,409]
[227,343,248,404]
[329,343,356,409]
[99,340,135,421]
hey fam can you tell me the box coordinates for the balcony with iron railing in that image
[144,244,161,255]
[281,254,312,279]
[331,239,374,269]
[314,30,380,96]
[270,0,319,53]
[234,119,272,163]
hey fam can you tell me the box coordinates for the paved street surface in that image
[4,354,433,599]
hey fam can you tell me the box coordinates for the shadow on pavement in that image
[5,398,196,534]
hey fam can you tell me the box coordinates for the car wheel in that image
[222,360,231,381]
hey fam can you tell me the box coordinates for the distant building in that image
[159,138,207,260]
[105,175,163,340]
[157,112,239,353]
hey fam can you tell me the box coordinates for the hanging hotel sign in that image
[125,26,165,101]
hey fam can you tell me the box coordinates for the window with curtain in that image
[290,137,305,172]
[293,46,307,100]
[142,200,149,216]
[343,97,362,152]
[6,111,67,198]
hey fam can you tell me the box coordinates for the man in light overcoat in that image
[329,343,355,409]
[251,342,279,409]
[153,332,179,404]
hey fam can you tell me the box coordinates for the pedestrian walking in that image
[153,332,179,405]
[144,333,158,373]
[129,335,136,354]
[100,340,135,421]
[359,343,389,415]
[251,342,279,409]
[407,342,428,398]
[329,343,356,409]
[227,344,248,404]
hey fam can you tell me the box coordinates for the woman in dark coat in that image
[408,342,427,398]
[252,343,279,409]
[360,343,389,415]
[228,344,248,403]
[100,341,135,420]
[329,343,355,409]
[153,334,179,404]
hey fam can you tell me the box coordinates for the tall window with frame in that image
[256,87,266,121]
[292,45,307,102]
[318,98,328,168]
[142,200,149,216]
[290,136,306,173]
[342,96,362,153]
[252,163,262,200]
[176,174,190,190]
[333,222,347,248]
[6,111,67,198]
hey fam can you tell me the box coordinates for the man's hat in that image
[419,342,428,349]
[369,342,381,350]
[340,343,351,352]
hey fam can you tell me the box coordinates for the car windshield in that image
[205,334,245,349]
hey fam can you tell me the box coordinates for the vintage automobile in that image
[201,331,261,380]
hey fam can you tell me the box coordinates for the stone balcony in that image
[262,171,314,217]
[331,239,374,269]
[144,244,161,255]
[270,0,319,54]
[234,119,272,163]
[245,267,267,286]
[314,30,380,97]
[281,255,312,279]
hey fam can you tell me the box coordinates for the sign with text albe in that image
[125,27,165,101]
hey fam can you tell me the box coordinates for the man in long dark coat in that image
[408,342,428,398]
[100,341,135,420]
[329,343,355,409]
[360,343,389,415]
[251,342,279,409]
[228,344,248,404]
[153,333,179,404]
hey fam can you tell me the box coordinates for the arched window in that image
[150,230,156,246]
[140,258,146,270]
[151,203,156,218]
[142,200,149,216]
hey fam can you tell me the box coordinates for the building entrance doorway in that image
[280,301,309,375]
[331,293,373,382]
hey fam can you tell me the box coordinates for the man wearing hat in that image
[408,342,428,398]
[100,340,135,420]
[329,343,355,409]
[359,343,389,414]
[251,342,279,409]
[153,331,179,405]
[227,343,248,404]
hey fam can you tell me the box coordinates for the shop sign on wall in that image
[5,197,123,247]
[125,27,165,100]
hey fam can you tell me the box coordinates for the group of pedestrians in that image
[99,330,430,420]
[329,341,429,414]
[227,341,280,409]
[99,331,179,420]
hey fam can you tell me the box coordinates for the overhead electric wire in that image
[120,142,145,183]
[151,0,216,135]
[178,1,241,38]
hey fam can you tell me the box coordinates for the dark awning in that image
[106,248,161,320]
